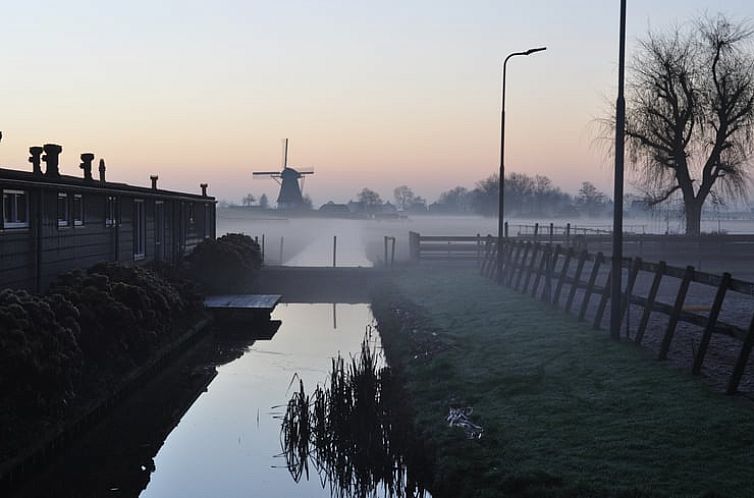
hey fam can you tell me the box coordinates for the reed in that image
[280,328,429,498]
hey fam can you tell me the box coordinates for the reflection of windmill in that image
[252,139,314,209]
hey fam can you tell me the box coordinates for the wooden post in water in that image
[390,237,396,267]
[384,236,389,267]
[279,236,284,265]
[261,234,265,262]
[333,235,337,267]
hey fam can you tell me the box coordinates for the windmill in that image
[252,139,314,209]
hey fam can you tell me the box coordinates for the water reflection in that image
[280,330,431,498]
[9,304,399,498]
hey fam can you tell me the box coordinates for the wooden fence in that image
[408,229,754,269]
[476,236,754,395]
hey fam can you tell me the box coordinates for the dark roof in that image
[0,167,214,202]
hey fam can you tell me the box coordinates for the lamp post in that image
[610,0,627,339]
[497,46,547,281]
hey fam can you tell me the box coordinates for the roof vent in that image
[200,183,208,197]
[29,146,43,175]
[42,144,62,177]
[150,175,158,190]
[80,153,94,181]
[99,159,106,183]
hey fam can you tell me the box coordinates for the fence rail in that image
[472,236,754,394]
[409,229,754,268]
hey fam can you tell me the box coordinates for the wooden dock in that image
[203,294,282,320]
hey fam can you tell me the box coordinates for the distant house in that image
[318,201,351,216]
[0,144,216,292]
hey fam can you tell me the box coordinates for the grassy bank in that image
[371,268,754,498]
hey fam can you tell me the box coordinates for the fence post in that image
[514,243,531,290]
[522,244,540,293]
[566,223,571,244]
[593,270,612,330]
[617,257,642,337]
[549,222,554,245]
[476,233,481,266]
[261,234,265,262]
[390,237,396,267]
[504,221,509,239]
[539,245,556,301]
[531,245,549,297]
[579,252,604,322]
[384,236,389,267]
[727,313,754,394]
[409,231,420,262]
[635,261,666,345]
[506,241,523,287]
[565,250,588,314]
[658,266,695,360]
[534,223,539,239]
[553,247,573,306]
[480,237,492,276]
[692,272,731,375]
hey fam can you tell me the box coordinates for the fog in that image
[217,208,754,274]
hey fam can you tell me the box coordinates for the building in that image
[0,143,216,292]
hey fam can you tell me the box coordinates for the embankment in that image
[371,267,754,498]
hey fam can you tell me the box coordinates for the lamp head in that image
[524,47,547,55]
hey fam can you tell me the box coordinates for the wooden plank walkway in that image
[203,294,282,312]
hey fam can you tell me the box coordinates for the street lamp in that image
[497,46,547,281]
[610,0,627,339]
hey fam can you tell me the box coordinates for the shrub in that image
[188,233,262,292]
[0,289,83,414]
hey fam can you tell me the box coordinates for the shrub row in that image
[0,264,201,417]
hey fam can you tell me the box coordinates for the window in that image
[57,193,69,227]
[188,203,196,225]
[73,194,84,226]
[155,201,164,245]
[203,203,211,239]
[2,190,29,229]
[105,196,118,226]
[134,199,145,259]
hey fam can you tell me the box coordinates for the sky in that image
[1,0,753,206]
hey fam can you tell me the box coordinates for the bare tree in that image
[241,193,256,206]
[625,15,754,235]
[393,185,417,210]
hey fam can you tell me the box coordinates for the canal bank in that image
[370,267,754,498]
[7,302,427,497]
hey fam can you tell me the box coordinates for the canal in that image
[13,301,427,497]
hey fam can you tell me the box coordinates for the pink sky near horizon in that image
[2,1,753,206]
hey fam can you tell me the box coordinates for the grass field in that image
[371,268,754,498]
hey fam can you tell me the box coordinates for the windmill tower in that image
[252,139,314,209]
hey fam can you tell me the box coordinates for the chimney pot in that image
[150,175,159,190]
[29,146,44,175]
[80,153,95,181]
[99,159,107,183]
[42,143,63,177]
[200,183,208,197]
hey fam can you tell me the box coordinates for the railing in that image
[408,232,487,263]
[476,236,754,395]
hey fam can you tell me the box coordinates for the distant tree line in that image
[219,173,612,218]
[393,173,611,218]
